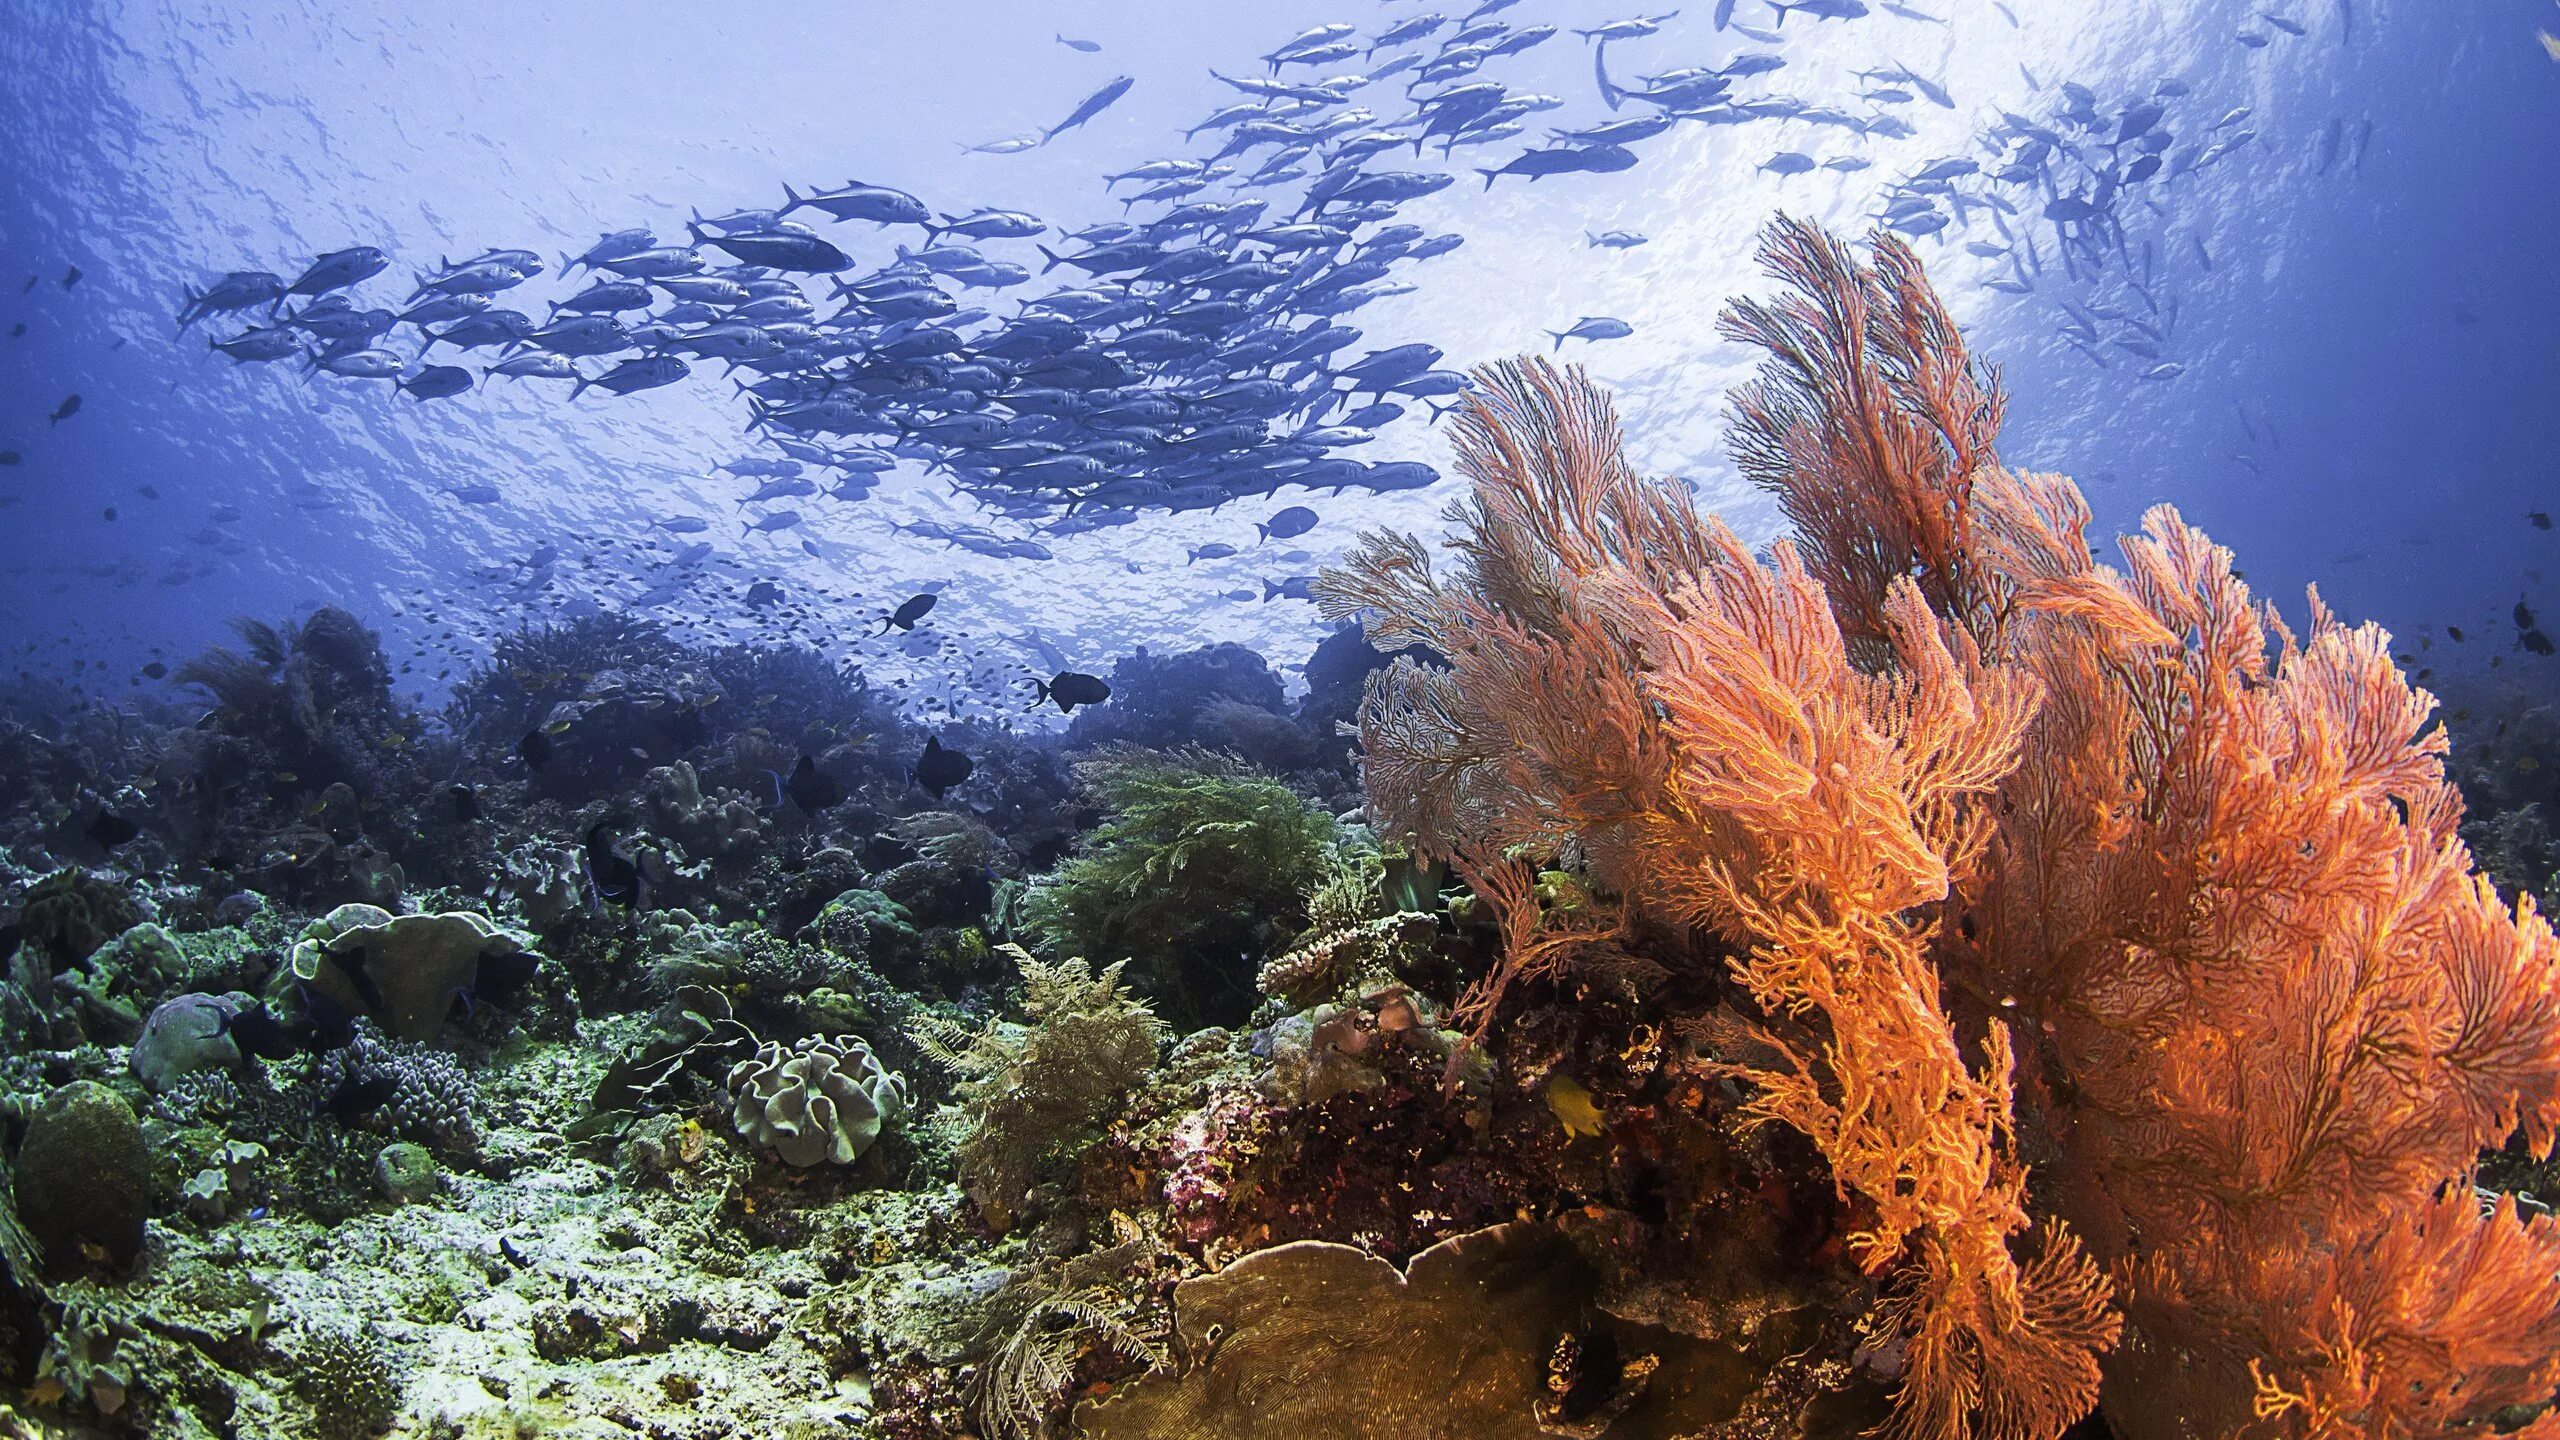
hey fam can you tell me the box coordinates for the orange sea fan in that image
[1718,215,2008,652]
[1318,357,2118,1440]
[1953,469,2560,1438]
[1318,218,2560,1437]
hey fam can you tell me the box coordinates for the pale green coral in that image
[286,903,530,1042]
[1025,749,1337,1027]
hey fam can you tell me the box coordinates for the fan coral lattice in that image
[1316,218,2560,1438]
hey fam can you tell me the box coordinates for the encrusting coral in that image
[1316,217,2560,1439]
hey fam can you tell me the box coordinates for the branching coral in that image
[1314,219,2560,1438]
[917,944,1165,1230]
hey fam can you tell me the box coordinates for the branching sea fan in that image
[1316,217,2560,1439]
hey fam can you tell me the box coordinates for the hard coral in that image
[1076,1223,1756,1440]
[14,868,144,970]
[1316,218,2560,1439]
[287,902,531,1042]
[314,1019,482,1156]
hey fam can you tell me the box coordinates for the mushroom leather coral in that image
[1316,218,2560,1438]
[725,1034,907,1167]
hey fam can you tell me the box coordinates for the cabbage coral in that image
[1316,218,2560,1439]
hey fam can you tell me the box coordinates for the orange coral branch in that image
[1317,218,2560,1440]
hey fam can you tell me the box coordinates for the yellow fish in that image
[1545,1074,1605,1140]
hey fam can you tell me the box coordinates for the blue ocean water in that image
[0,0,2553,710]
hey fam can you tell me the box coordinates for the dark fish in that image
[880,592,937,634]
[226,1002,299,1062]
[86,810,140,850]
[399,365,474,401]
[570,355,689,400]
[323,1070,402,1122]
[178,270,287,329]
[2531,512,2553,531]
[61,265,82,289]
[586,822,642,907]
[449,783,480,821]
[915,735,974,798]
[0,451,17,466]
[289,246,391,297]
[1057,33,1101,51]
[784,754,845,813]
[1548,316,1634,348]
[518,727,554,769]
[745,580,784,608]
[2447,625,2465,643]
[2519,599,2539,632]
[212,325,304,363]
[1258,505,1319,541]
[1033,671,1111,713]
[2525,630,2556,657]
[1477,143,1638,189]
[695,228,853,273]
[1046,75,1135,142]
[50,393,81,424]
[140,661,167,679]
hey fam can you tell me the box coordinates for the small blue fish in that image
[1548,316,1634,349]
[1046,76,1135,143]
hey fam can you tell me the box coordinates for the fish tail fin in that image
[1035,244,1066,273]
[1029,680,1049,710]
[1547,331,1567,351]
[568,373,593,402]
[1477,168,1500,191]
[1262,580,1280,602]
[1595,40,1625,109]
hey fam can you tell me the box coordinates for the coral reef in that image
[312,1019,483,1156]
[919,944,1166,1230]
[1316,220,2560,1437]
[1079,1223,1764,1439]
[13,1082,150,1277]
[130,991,255,1092]
[1027,748,1337,1027]
[14,868,145,971]
[5,212,2550,1440]
[286,902,532,1042]
[725,1034,910,1168]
